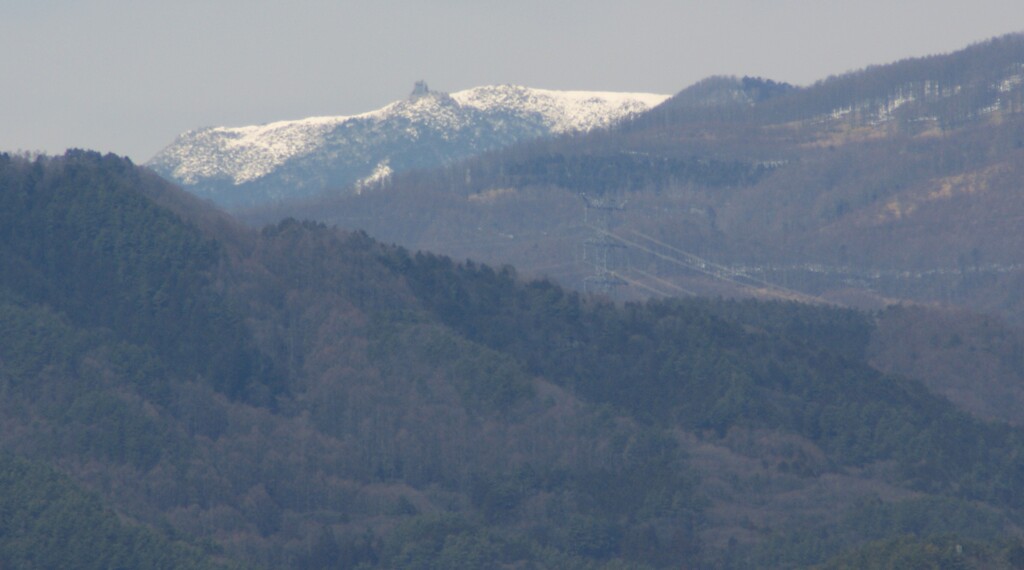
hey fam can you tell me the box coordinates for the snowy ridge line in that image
[150,84,671,188]
[450,85,671,134]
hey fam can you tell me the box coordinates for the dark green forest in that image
[3,150,1024,568]
[0,451,224,569]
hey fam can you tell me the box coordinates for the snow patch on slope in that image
[451,85,669,134]
[165,118,338,185]
[355,160,393,193]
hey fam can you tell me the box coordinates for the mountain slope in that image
[0,150,279,402]
[249,33,1024,325]
[11,151,1024,568]
[147,83,668,209]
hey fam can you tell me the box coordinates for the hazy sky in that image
[3,0,1023,162]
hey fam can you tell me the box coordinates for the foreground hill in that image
[147,83,668,209]
[252,33,1024,325]
[6,151,1024,568]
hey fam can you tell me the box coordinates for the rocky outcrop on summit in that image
[147,83,669,210]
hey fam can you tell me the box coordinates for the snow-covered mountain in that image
[148,83,670,209]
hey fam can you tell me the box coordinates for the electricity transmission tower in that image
[581,192,628,295]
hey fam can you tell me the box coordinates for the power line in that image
[613,271,675,297]
[628,229,824,303]
[586,225,823,304]
[629,267,696,297]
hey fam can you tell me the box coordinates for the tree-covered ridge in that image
[0,150,279,401]
[647,33,1024,129]
[0,157,706,568]
[5,151,1024,567]
[371,149,770,201]
[382,248,1024,504]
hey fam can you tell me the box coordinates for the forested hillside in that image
[5,150,1024,568]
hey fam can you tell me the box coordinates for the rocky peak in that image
[410,80,431,100]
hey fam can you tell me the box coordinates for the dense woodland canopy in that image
[4,150,1024,569]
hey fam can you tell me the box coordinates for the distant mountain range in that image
[148,33,1024,324]
[244,33,1024,324]
[147,82,669,209]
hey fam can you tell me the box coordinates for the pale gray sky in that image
[2,0,1022,162]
